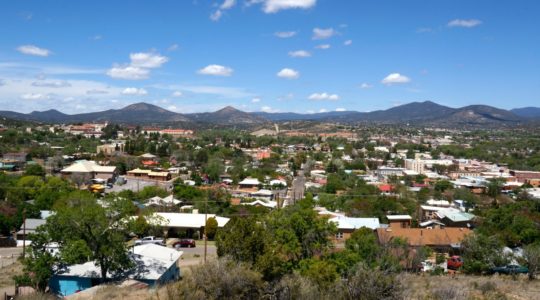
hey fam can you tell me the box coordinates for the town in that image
[1,116,539,299]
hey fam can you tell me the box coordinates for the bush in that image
[431,287,468,300]
[345,264,403,300]
[176,258,264,299]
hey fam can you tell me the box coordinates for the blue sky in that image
[0,0,539,114]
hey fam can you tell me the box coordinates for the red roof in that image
[379,184,393,192]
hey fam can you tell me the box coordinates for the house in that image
[127,168,152,178]
[436,210,476,228]
[376,227,471,252]
[330,216,380,241]
[16,218,46,242]
[2,152,28,163]
[387,215,412,228]
[96,143,124,155]
[61,160,117,182]
[151,212,230,238]
[49,244,182,297]
[238,178,261,189]
[146,195,181,207]
[242,199,277,209]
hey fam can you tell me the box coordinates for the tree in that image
[523,244,540,280]
[345,227,380,267]
[24,164,45,177]
[205,217,218,240]
[461,233,508,274]
[487,178,505,206]
[41,193,136,281]
[434,180,452,193]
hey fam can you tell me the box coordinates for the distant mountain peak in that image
[121,102,167,112]
[216,106,240,113]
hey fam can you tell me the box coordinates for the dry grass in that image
[401,273,540,300]
[0,260,22,288]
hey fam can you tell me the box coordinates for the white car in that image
[134,236,165,246]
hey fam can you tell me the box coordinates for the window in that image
[335,232,344,239]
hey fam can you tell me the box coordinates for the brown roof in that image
[376,227,471,247]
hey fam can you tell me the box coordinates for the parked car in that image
[489,264,528,275]
[134,236,165,246]
[173,239,196,248]
[447,255,463,270]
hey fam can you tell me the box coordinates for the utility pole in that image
[204,196,208,263]
[22,208,26,259]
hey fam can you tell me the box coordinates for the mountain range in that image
[1,101,539,127]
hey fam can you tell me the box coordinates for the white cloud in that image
[344,39,352,46]
[107,65,149,80]
[306,110,315,114]
[251,97,261,103]
[92,35,102,41]
[315,44,331,50]
[17,45,51,57]
[20,93,50,100]
[167,105,178,111]
[360,83,373,89]
[129,52,169,69]
[86,89,108,95]
[277,68,299,79]
[288,50,311,58]
[275,31,297,38]
[107,52,168,80]
[198,64,234,76]
[121,87,148,95]
[31,80,71,88]
[447,19,482,28]
[381,73,411,85]
[335,108,346,112]
[167,44,179,51]
[210,10,223,21]
[319,108,327,113]
[312,27,336,39]
[211,0,236,21]
[0,79,5,86]
[308,92,339,101]
[262,0,316,13]
[261,105,279,113]
[172,91,183,97]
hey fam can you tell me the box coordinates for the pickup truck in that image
[134,236,165,246]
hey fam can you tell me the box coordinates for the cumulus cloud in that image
[172,91,183,97]
[344,39,352,46]
[251,97,261,103]
[447,19,482,28]
[277,68,299,79]
[308,92,339,101]
[20,93,50,100]
[275,31,297,38]
[360,83,373,89]
[262,0,316,13]
[31,80,71,88]
[315,44,330,50]
[107,52,168,80]
[167,105,178,111]
[211,0,236,21]
[381,73,411,85]
[198,64,234,76]
[335,108,346,111]
[319,108,327,113]
[86,89,109,95]
[121,87,148,95]
[107,66,150,80]
[288,50,311,58]
[312,27,336,39]
[17,45,51,57]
